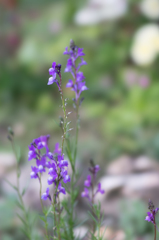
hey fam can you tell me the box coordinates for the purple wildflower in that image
[96,183,105,195]
[58,182,66,195]
[53,143,62,155]
[145,199,159,233]
[63,174,70,183]
[47,175,58,185]
[48,62,61,90]
[81,188,90,200]
[28,135,50,161]
[81,160,105,203]
[30,166,39,179]
[41,187,51,201]
[64,40,88,103]
[84,175,91,187]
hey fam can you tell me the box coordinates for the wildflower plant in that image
[6,39,156,240]
[6,40,105,240]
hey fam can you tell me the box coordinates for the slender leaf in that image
[17,213,27,226]
[46,205,52,216]
[4,178,18,191]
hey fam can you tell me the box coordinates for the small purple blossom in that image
[48,62,61,90]
[63,175,70,183]
[47,175,57,185]
[81,188,90,200]
[30,166,39,179]
[96,183,105,195]
[84,175,91,187]
[53,143,62,155]
[58,182,66,195]
[41,187,51,201]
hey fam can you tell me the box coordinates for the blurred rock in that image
[0,152,16,177]
[133,155,158,172]
[96,176,125,200]
[106,155,133,175]
[122,173,159,198]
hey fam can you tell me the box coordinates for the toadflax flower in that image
[28,137,70,200]
[145,199,159,232]
[81,160,105,203]
[48,62,62,90]
[64,40,88,104]
[41,187,51,201]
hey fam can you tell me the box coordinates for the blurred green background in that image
[1,0,159,239]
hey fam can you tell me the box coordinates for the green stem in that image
[59,73,67,154]
[52,197,57,237]
[57,195,61,240]
[91,173,96,235]
[70,172,75,239]
[154,221,156,240]
[39,174,49,240]
[73,101,79,165]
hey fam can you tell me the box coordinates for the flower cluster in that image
[64,39,88,103]
[145,199,159,227]
[81,161,105,202]
[28,136,70,201]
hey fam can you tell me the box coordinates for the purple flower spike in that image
[64,40,88,104]
[82,162,104,204]
[145,199,159,231]
[41,187,51,201]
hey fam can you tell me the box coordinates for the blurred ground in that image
[1,0,159,239]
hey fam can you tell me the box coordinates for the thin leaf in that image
[16,145,21,163]
[39,215,46,223]
[15,200,24,210]
[17,213,27,226]
[4,178,18,191]
[46,205,52,216]
[88,211,98,224]
[21,227,31,239]
[75,217,88,228]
